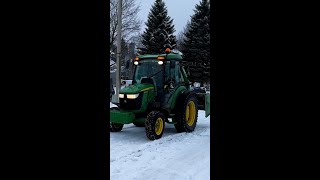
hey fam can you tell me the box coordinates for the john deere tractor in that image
[110,48,210,140]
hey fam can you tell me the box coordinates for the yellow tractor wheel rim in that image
[186,101,196,126]
[155,117,164,135]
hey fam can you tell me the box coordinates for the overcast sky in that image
[137,0,201,36]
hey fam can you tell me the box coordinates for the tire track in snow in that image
[110,111,210,180]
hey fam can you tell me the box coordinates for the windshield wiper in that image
[148,69,163,78]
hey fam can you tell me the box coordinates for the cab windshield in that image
[134,59,163,86]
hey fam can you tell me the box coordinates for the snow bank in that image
[110,105,210,180]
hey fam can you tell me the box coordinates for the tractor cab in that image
[130,48,188,105]
[111,48,210,140]
[132,56,164,101]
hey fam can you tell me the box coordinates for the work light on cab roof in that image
[165,48,171,54]
[157,56,164,65]
[133,47,171,66]
[134,57,139,65]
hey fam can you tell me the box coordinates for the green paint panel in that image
[169,86,187,109]
[110,110,135,124]
[120,83,154,94]
[124,90,155,114]
[138,53,183,60]
[137,91,151,112]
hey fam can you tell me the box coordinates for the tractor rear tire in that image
[110,107,123,132]
[145,111,165,140]
[174,93,198,133]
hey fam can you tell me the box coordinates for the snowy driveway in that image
[110,109,210,180]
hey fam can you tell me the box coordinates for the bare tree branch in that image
[110,0,142,51]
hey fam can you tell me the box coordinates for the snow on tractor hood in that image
[119,83,154,94]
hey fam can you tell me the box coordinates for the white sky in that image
[137,0,201,35]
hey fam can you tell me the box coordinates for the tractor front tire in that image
[145,111,165,140]
[110,107,123,132]
[174,93,199,133]
[110,122,123,132]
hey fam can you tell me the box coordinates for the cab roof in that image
[138,53,183,61]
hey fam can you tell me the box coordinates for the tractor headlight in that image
[127,93,139,99]
[119,94,124,98]
[134,61,139,65]
[158,61,163,65]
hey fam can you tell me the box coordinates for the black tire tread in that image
[110,122,123,132]
[174,93,198,133]
[145,111,165,140]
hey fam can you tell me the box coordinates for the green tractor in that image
[110,48,210,140]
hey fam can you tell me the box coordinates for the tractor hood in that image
[119,83,154,94]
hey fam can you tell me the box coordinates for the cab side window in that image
[174,62,181,85]
[179,66,185,83]
[164,60,184,87]
[165,62,171,82]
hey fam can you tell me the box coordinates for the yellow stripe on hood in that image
[140,87,154,92]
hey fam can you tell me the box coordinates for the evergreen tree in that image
[142,0,176,54]
[176,21,191,52]
[182,0,210,84]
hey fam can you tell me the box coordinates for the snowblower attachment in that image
[196,92,210,117]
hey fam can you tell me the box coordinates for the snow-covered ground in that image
[110,103,210,180]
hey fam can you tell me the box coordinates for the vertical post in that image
[116,0,122,103]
